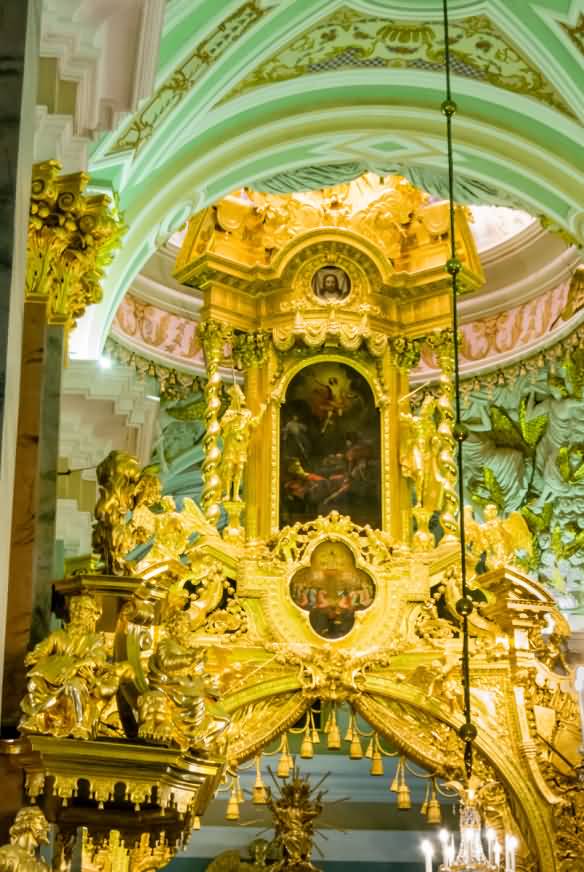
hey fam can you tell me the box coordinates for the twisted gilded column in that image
[198,320,230,526]
[2,161,124,730]
[427,329,459,543]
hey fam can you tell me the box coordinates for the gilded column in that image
[2,161,124,729]
[198,320,230,526]
[428,329,459,543]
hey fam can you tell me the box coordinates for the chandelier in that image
[419,2,518,870]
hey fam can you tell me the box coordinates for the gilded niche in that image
[280,362,380,528]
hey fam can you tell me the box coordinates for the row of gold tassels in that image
[223,710,443,824]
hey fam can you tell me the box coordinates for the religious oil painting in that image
[280,361,381,527]
[290,541,375,639]
[311,266,351,303]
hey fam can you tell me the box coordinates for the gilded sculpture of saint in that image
[20,594,132,740]
[219,384,265,502]
[0,807,49,872]
[138,605,230,753]
[399,394,442,513]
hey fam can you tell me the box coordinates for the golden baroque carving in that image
[267,512,394,568]
[27,161,125,336]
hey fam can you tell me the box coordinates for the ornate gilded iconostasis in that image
[13,175,584,872]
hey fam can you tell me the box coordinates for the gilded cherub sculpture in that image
[137,603,230,753]
[219,384,265,501]
[0,807,49,872]
[20,594,132,740]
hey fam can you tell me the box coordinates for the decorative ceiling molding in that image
[223,8,576,119]
[561,12,584,56]
[107,0,268,156]
[36,0,165,167]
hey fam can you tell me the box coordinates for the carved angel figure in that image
[479,503,533,570]
[92,451,162,574]
[0,807,49,872]
[400,395,442,513]
[137,607,229,753]
[20,594,132,740]
[219,384,264,501]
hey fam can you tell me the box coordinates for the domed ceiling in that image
[66,0,584,626]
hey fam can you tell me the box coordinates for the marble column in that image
[0,0,40,842]
[1,305,66,730]
[0,0,39,726]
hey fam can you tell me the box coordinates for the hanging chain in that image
[441,0,477,780]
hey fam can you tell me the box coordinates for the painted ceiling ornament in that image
[226,8,575,118]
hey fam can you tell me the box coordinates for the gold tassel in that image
[193,816,201,830]
[253,757,268,805]
[349,731,363,760]
[236,775,244,804]
[310,711,320,745]
[344,715,354,743]
[397,782,412,810]
[225,784,240,821]
[421,782,430,816]
[427,782,441,825]
[327,708,341,750]
[396,759,411,810]
[276,735,292,777]
[369,736,384,777]
[300,731,314,759]
[390,760,400,793]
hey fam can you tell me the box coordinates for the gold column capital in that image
[388,336,422,371]
[27,160,126,334]
[233,329,270,370]
[198,319,233,356]
[425,327,456,366]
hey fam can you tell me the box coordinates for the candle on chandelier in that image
[438,828,449,867]
[494,840,501,868]
[421,839,433,872]
[486,828,496,864]
[448,834,455,865]
[506,835,518,872]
